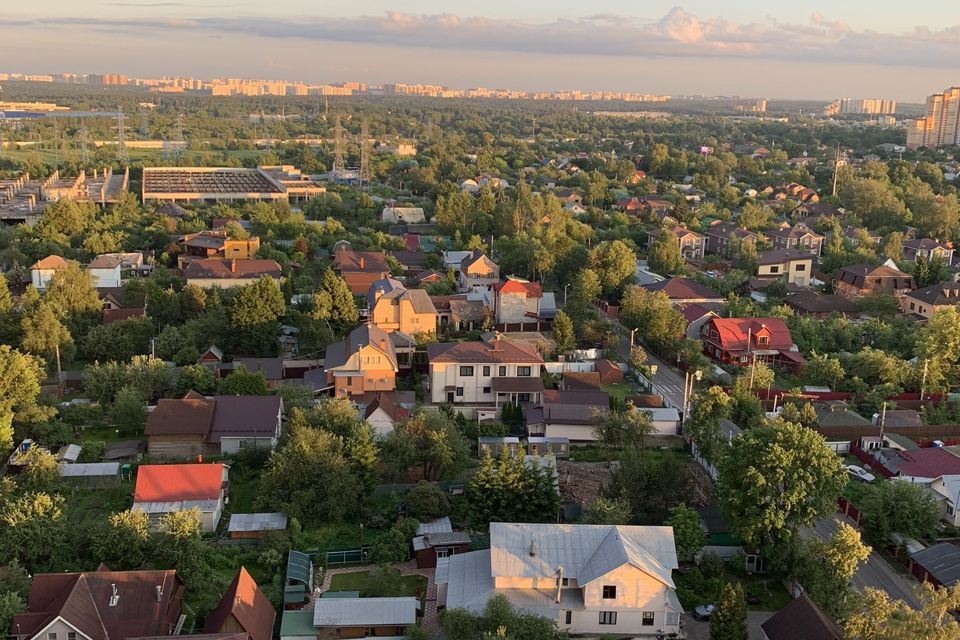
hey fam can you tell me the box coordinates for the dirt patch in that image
[558,459,616,506]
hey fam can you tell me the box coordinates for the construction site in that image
[141,164,325,204]
[0,168,129,225]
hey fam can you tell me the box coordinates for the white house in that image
[132,463,227,532]
[381,206,425,223]
[439,522,681,637]
[30,255,71,291]
[87,254,123,289]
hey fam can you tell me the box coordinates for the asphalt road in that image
[801,515,920,609]
[615,328,688,410]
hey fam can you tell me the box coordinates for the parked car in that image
[693,604,716,621]
[844,464,876,483]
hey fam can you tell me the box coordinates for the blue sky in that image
[3,2,959,101]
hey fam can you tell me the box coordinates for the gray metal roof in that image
[412,531,471,550]
[57,444,82,462]
[528,436,570,444]
[443,550,496,612]
[228,512,288,532]
[489,523,677,587]
[286,550,313,587]
[416,517,453,536]
[321,591,359,598]
[911,543,960,586]
[58,462,119,477]
[132,499,219,513]
[312,597,417,627]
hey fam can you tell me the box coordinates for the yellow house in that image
[324,324,399,398]
[900,282,960,320]
[756,249,814,287]
[440,523,681,637]
[367,278,438,337]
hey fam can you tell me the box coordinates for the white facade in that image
[365,406,398,436]
[88,264,122,289]
[429,360,541,405]
[219,434,279,455]
[31,267,57,291]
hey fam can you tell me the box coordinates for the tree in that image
[230,276,286,355]
[716,419,847,548]
[20,300,72,364]
[154,508,207,584]
[607,451,692,523]
[393,410,470,481]
[684,386,733,465]
[92,510,152,570]
[111,386,147,435]
[805,351,845,388]
[176,364,217,395]
[858,479,940,542]
[370,518,419,564]
[17,448,60,493]
[0,591,24,636]
[551,310,575,353]
[220,366,269,395]
[406,480,451,521]
[648,230,685,275]
[347,424,379,497]
[594,407,655,457]
[619,287,686,350]
[0,491,66,570]
[666,504,706,562]
[312,269,359,331]
[738,202,773,231]
[440,594,566,640]
[710,582,748,640]
[43,263,102,334]
[844,584,960,640]
[81,318,153,363]
[795,522,871,618]
[0,346,46,451]
[581,496,632,524]
[466,449,560,527]
[628,345,649,372]
[588,240,637,298]
[882,232,903,261]
[569,268,602,309]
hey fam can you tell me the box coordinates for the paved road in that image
[614,327,688,410]
[801,515,920,609]
[683,611,773,640]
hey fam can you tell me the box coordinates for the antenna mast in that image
[173,113,184,161]
[139,105,149,138]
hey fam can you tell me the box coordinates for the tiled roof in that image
[334,250,388,273]
[888,448,960,478]
[706,317,795,352]
[145,392,215,436]
[495,278,543,298]
[785,290,858,315]
[133,463,224,502]
[204,567,275,640]
[426,338,542,364]
[183,259,281,280]
[761,593,841,640]
[31,255,71,270]
[209,395,282,443]
[906,281,960,306]
[102,307,146,324]
[757,248,815,265]
[642,277,722,300]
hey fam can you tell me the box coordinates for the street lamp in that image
[630,328,637,348]
[681,370,702,428]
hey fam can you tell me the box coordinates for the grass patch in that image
[226,466,260,514]
[62,483,133,527]
[602,382,634,403]
[569,444,688,463]
[328,570,427,598]
[295,522,386,554]
[675,566,791,613]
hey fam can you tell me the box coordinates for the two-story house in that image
[704,221,758,256]
[900,281,960,320]
[426,335,544,416]
[183,258,282,289]
[178,230,261,267]
[755,249,815,286]
[333,248,390,295]
[834,261,915,300]
[324,324,399,398]
[86,254,123,289]
[640,278,725,308]
[493,277,543,324]
[367,278,438,337]
[701,317,805,373]
[902,238,954,264]
[459,249,500,291]
[439,522,682,637]
[30,255,72,292]
[647,227,707,261]
[766,223,824,255]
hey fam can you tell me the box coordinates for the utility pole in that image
[920,359,929,401]
[139,105,149,138]
[832,144,841,197]
[878,402,888,443]
[173,113,184,161]
[116,106,129,166]
[55,344,63,399]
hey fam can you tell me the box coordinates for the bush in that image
[405,481,451,521]
[700,551,724,578]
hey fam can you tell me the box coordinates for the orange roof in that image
[134,464,224,502]
[31,255,71,270]
[495,278,542,298]
[204,567,275,640]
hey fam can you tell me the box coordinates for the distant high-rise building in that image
[824,97,896,117]
[907,86,960,149]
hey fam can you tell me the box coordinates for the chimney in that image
[379,338,387,350]
[529,539,536,557]
[155,585,163,603]
[359,256,365,270]
[230,259,237,273]
[109,584,120,607]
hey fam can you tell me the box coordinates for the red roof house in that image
[700,317,805,373]
[204,567,275,640]
[132,463,227,532]
[493,277,543,324]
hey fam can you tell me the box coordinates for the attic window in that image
[757,336,768,346]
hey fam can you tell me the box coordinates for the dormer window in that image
[757,335,768,346]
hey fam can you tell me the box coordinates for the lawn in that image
[226,465,260,514]
[675,566,791,613]
[602,382,635,403]
[328,570,427,598]
[62,483,133,527]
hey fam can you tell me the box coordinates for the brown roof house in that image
[527,389,610,442]
[30,255,72,292]
[784,290,858,318]
[204,567,275,640]
[459,249,500,292]
[492,277,543,324]
[324,324,399,399]
[183,259,281,289]
[641,278,725,308]
[11,567,185,640]
[367,278,438,338]
[704,221,758,256]
[766,222,824,255]
[363,391,412,436]
[900,281,960,320]
[902,238,954,264]
[760,593,841,640]
[834,260,915,300]
[333,248,390,295]
[144,392,283,459]
[178,231,261,267]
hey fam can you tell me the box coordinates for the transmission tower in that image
[139,105,149,138]
[78,119,90,164]
[173,113,184,161]
[116,107,129,166]
[52,118,61,165]
[358,118,371,189]
[332,114,345,174]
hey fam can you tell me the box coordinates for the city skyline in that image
[3,2,960,101]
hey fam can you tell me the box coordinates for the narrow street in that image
[801,515,920,609]
[614,326,688,409]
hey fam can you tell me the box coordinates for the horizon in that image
[3,2,960,102]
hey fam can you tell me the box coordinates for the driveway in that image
[801,514,920,609]
[683,611,773,640]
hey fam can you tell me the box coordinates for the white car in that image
[844,464,876,483]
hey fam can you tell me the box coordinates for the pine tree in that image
[710,582,748,640]
[552,310,575,353]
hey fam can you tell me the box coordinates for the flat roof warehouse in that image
[142,165,325,204]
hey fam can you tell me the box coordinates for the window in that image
[910,302,916,310]
[67,634,76,640]
[483,387,491,394]
[564,611,572,625]
[435,548,450,558]
[456,387,464,397]
[460,366,475,376]
[757,336,768,346]
[602,585,617,599]
[562,578,569,586]
[599,612,617,625]
[642,612,655,626]
[48,634,57,640]
[518,366,532,377]
[770,265,780,274]
[795,263,806,271]
[483,366,491,376]
[499,366,507,377]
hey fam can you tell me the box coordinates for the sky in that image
[3,1,960,101]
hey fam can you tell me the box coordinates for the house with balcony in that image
[701,317,805,373]
[646,227,707,261]
[438,522,681,637]
[459,249,500,292]
[367,278,438,337]
[900,281,960,320]
[767,223,823,255]
[755,249,815,287]
[323,323,399,399]
[426,335,544,417]
[834,261,915,300]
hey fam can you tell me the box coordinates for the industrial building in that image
[141,164,325,204]
[0,168,128,226]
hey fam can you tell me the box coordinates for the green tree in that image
[570,268,602,309]
[684,386,733,464]
[858,479,940,542]
[393,410,470,481]
[43,262,102,334]
[406,480,451,521]
[154,508,207,584]
[0,591,24,635]
[738,202,773,231]
[370,518,419,564]
[230,276,286,355]
[844,584,960,640]
[588,240,637,298]
[220,366,269,395]
[666,504,706,562]
[312,269,359,331]
[648,229,685,275]
[805,351,845,388]
[347,424,380,497]
[551,310,575,353]
[92,510,152,570]
[466,449,560,527]
[175,364,217,395]
[594,407,655,457]
[619,287,686,350]
[795,522,871,618]
[0,491,66,570]
[716,419,847,548]
[710,582,748,640]
[0,347,46,451]
[20,301,72,364]
[111,386,147,435]
[581,496,632,524]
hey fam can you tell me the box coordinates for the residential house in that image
[834,261,915,300]
[367,278,438,337]
[909,543,960,588]
[178,231,260,265]
[412,518,471,569]
[755,249,815,286]
[554,188,583,206]
[640,278,725,308]
[880,448,960,480]
[232,357,285,388]
[417,269,444,285]
[900,281,960,319]
[921,476,960,527]
[311,598,418,638]
[459,250,500,291]
[387,250,426,276]
[442,250,472,272]
[30,255,71,291]
[637,196,674,219]
[814,401,873,430]
[439,522,681,637]
[144,392,283,458]
[784,290,859,318]
[760,593,841,640]
[204,567,276,640]
[478,436,521,457]
[561,372,602,391]
[595,360,624,384]
[132,463,228,531]
[767,223,824,255]
[681,304,720,340]
[426,335,544,413]
[704,221,758,256]
[493,277,543,324]
[637,407,681,436]
[183,259,281,289]
[432,295,491,332]
[87,254,124,288]
[646,227,707,261]
[11,568,185,640]
[333,248,390,295]
[700,317,805,373]
[381,206,425,223]
[902,238,954,264]
[363,391,411,436]
[528,390,610,441]
[324,324,399,399]
[103,307,146,324]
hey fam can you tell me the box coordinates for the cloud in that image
[18,7,960,68]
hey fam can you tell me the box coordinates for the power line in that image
[78,118,90,164]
